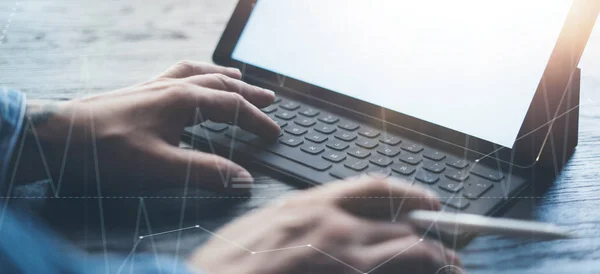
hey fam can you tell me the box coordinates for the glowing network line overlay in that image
[1,58,591,256]
[5,106,472,274]
[113,198,454,274]
[1,92,466,273]
[2,65,596,201]
[0,2,594,274]
[0,70,582,274]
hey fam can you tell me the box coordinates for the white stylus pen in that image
[408,210,573,239]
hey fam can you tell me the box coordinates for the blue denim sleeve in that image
[0,209,199,274]
[0,88,26,193]
[0,88,200,274]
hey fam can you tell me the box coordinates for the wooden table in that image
[2,1,600,273]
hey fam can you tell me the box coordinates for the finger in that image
[158,144,253,194]
[363,236,462,274]
[159,60,242,79]
[192,88,280,139]
[186,74,275,107]
[312,177,441,219]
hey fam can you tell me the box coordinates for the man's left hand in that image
[17,61,279,194]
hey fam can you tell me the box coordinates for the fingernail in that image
[387,177,410,186]
[228,68,242,78]
[265,89,276,96]
[231,170,254,183]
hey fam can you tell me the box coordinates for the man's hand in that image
[189,177,461,274]
[16,61,279,194]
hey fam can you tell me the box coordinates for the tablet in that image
[214,0,598,167]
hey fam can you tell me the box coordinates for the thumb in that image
[159,144,254,194]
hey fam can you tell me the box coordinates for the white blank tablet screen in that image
[232,0,573,148]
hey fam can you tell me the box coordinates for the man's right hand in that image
[189,177,461,274]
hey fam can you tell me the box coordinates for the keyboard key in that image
[272,119,288,128]
[318,114,340,124]
[369,155,393,167]
[445,170,470,182]
[379,135,402,146]
[423,150,446,161]
[344,158,369,171]
[398,154,422,165]
[322,151,346,163]
[400,142,423,153]
[284,126,308,136]
[338,121,360,131]
[377,146,401,157]
[438,180,464,193]
[391,163,416,175]
[358,128,381,138]
[224,130,332,172]
[261,105,278,114]
[330,167,359,179]
[263,143,331,171]
[301,144,325,155]
[347,147,371,159]
[201,121,229,132]
[326,140,349,151]
[314,124,337,134]
[469,165,505,182]
[356,138,379,149]
[446,158,469,169]
[335,131,357,142]
[275,111,296,120]
[367,167,391,178]
[441,197,469,210]
[294,117,316,127]
[274,97,282,103]
[305,132,328,143]
[422,161,446,173]
[279,137,303,147]
[280,101,301,110]
[299,108,320,117]
[415,170,439,184]
[463,181,493,199]
[225,128,259,142]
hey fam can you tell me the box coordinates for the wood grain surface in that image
[1,1,599,273]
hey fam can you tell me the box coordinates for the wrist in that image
[24,99,74,144]
[7,99,75,186]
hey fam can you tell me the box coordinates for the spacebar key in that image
[264,144,332,171]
